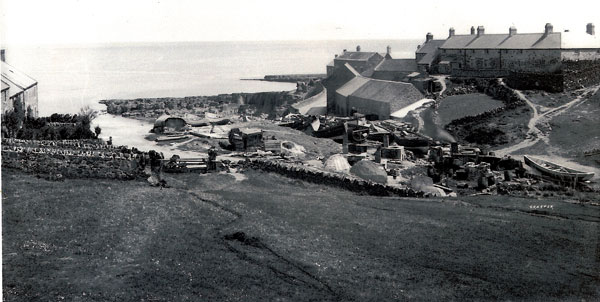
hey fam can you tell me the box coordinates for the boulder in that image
[350,160,388,184]
[324,154,351,173]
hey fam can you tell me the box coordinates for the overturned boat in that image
[524,155,594,183]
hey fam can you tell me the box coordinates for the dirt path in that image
[432,75,447,96]
[495,84,599,156]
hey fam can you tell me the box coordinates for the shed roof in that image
[350,79,423,106]
[417,51,438,66]
[154,114,186,127]
[336,77,370,97]
[237,128,262,135]
[375,58,418,72]
[1,61,37,90]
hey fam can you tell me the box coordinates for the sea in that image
[5,39,420,154]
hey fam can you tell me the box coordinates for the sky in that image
[1,0,600,45]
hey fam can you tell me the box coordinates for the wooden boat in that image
[155,135,189,142]
[524,155,594,182]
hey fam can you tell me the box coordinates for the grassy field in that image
[3,168,600,301]
[437,93,504,126]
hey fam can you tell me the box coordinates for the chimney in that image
[426,32,433,43]
[356,45,361,52]
[587,23,595,35]
[477,26,485,36]
[343,49,347,52]
[386,45,391,55]
[509,26,517,36]
[335,54,338,58]
[449,27,455,37]
[0,49,5,62]
[470,26,476,35]
[544,23,553,36]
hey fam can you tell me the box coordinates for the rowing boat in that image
[524,155,594,182]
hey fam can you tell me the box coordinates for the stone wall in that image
[242,158,424,197]
[2,150,139,180]
[505,72,564,92]
[445,78,525,108]
[439,49,562,76]
[562,60,600,90]
[2,138,148,180]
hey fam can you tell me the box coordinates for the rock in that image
[350,160,388,184]
[324,154,351,173]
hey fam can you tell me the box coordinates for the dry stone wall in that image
[242,158,424,197]
[2,138,147,180]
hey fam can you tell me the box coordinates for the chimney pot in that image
[477,26,485,36]
[0,49,5,62]
[386,45,391,55]
[426,32,433,42]
[449,27,455,37]
[356,45,361,51]
[544,23,553,35]
[587,23,595,35]
[470,26,476,35]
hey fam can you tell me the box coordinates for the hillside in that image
[3,168,599,301]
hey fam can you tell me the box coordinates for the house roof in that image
[1,80,9,92]
[349,79,423,106]
[416,39,445,54]
[374,58,418,72]
[336,51,379,61]
[1,61,37,90]
[441,32,563,49]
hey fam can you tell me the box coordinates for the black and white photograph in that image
[1,0,599,300]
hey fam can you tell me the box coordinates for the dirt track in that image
[3,168,599,301]
[495,84,599,157]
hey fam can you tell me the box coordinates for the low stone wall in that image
[506,72,564,92]
[442,78,525,146]
[444,78,524,108]
[2,150,139,180]
[562,60,600,90]
[242,158,424,197]
[1,138,153,180]
[2,138,120,151]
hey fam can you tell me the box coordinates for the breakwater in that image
[100,90,302,119]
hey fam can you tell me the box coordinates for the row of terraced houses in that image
[324,23,600,120]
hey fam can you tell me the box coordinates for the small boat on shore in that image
[524,155,594,182]
[155,135,189,142]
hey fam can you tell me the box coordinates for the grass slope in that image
[3,168,599,301]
